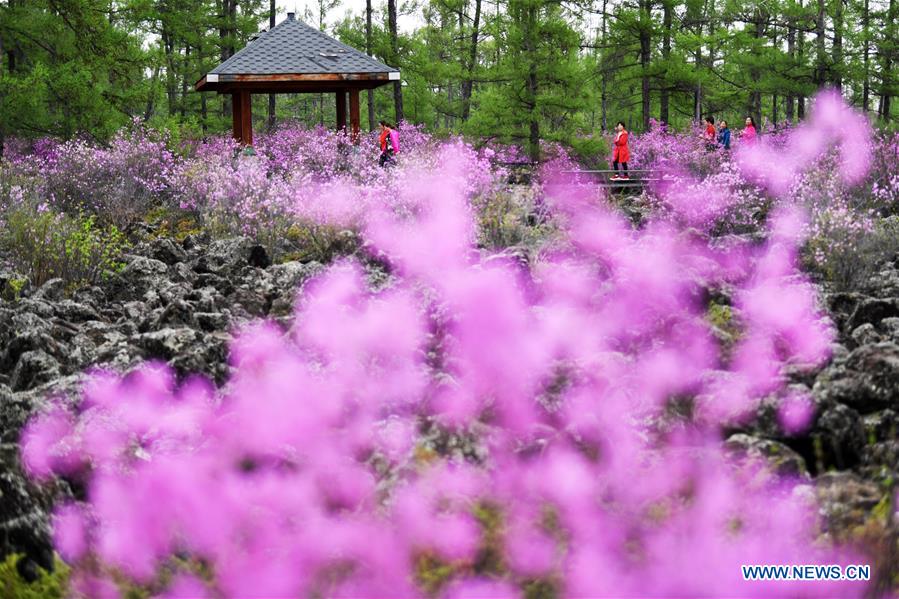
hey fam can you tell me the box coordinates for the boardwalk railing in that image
[559,169,664,191]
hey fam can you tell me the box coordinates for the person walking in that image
[717,120,731,150]
[389,123,400,157]
[611,121,630,181]
[741,116,757,145]
[378,120,395,167]
[704,116,717,151]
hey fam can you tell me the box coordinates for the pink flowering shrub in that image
[628,119,723,178]
[869,132,899,209]
[4,122,177,227]
[2,121,512,261]
[607,96,892,293]
[169,124,508,258]
[21,104,877,596]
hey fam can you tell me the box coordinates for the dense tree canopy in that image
[1,0,896,157]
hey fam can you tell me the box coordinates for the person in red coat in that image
[741,116,757,145]
[704,116,717,151]
[378,120,395,167]
[612,121,630,180]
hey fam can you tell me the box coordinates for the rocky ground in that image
[726,262,899,589]
[1,224,898,589]
[0,234,343,580]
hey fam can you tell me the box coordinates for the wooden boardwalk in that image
[559,169,662,192]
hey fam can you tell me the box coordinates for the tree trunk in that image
[0,31,4,159]
[749,8,763,126]
[691,0,704,122]
[787,18,795,121]
[268,0,276,131]
[771,26,777,125]
[863,0,870,112]
[881,0,895,120]
[832,0,843,90]
[220,0,236,118]
[366,0,376,130]
[639,0,651,132]
[181,45,190,119]
[660,0,672,126]
[388,0,404,123]
[522,2,539,161]
[797,0,806,119]
[600,0,609,130]
[162,29,177,117]
[814,0,826,87]
[144,63,160,121]
[461,0,482,121]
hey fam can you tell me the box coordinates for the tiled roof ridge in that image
[209,15,397,76]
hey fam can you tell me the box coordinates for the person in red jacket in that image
[741,116,757,145]
[612,121,630,181]
[378,120,394,167]
[704,116,717,151]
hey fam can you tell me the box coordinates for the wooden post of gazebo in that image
[336,91,347,132]
[196,12,399,146]
[232,90,252,146]
[349,89,361,143]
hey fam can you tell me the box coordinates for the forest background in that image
[0,0,897,161]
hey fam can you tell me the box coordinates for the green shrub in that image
[476,189,554,250]
[805,215,899,292]
[0,555,68,599]
[1,200,129,290]
[281,222,359,264]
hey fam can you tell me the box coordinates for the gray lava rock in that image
[812,343,899,414]
[169,333,229,382]
[199,237,256,276]
[108,256,170,302]
[10,351,61,392]
[879,317,899,343]
[268,261,323,293]
[31,278,65,302]
[814,472,893,556]
[725,433,809,477]
[149,237,188,265]
[229,287,269,318]
[851,323,883,347]
[136,327,200,360]
[154,300,198,329]
[863,410,899,443]
[188,286,224,313]
[824,291,862,333]
[14,298,55,320]
[862,441,899,473]
[54,300,101,323]
[1,327,65,374]
[812,403,866,470]
[848,297,899,331]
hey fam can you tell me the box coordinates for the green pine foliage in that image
[1,0,897,156]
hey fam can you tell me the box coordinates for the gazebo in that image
[195,12,399,145]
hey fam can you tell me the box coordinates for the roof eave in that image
[196,71,399,92]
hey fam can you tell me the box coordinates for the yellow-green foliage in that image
[143,205,203,242]
[706,301,742,355]
[414,552,457,596]
[706,302,733,332]
[1,203,129,289]
[0,555,68,599]
[2,275,29,301]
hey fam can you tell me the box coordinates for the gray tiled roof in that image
[210,15,398,75]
